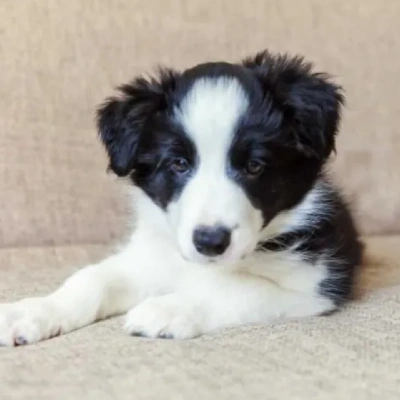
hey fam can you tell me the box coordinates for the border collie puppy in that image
[0,51,362,345]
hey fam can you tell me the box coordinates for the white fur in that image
[170,77,264,263]
[0,181,333,346]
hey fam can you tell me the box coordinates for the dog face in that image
[97,51,343,264]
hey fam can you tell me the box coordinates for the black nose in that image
[193,226,231,257]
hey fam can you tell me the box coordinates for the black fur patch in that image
[259,181,363,305]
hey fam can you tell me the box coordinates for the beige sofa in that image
[1,1,399,399]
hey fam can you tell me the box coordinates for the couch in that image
[1,1,399,399]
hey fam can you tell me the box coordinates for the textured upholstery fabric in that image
[0,0,399,398]
[0,237,400,400]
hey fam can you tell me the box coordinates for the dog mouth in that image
[181,244,255,266]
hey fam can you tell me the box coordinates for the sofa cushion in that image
[1,236,399,399]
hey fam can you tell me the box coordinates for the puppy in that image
[0,51,362,346]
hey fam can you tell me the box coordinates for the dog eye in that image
[170,157,190,174]
[244,160,265,176]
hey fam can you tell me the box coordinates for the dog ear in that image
[243,51,344,160]
[96,68,179,176]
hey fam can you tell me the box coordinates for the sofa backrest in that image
[0,0,399,247]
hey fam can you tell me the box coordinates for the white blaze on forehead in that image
[168,76,262,263]
[175,77,249,163]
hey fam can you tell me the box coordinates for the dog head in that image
[97,51,343,264]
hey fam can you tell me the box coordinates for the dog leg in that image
[124,269,336,339]
[0,248,139,346]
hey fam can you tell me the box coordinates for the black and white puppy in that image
[0,51,362,345]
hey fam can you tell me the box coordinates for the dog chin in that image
[180,245,254,267]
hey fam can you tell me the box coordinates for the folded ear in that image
[243,51,344,160]
[96,68,179,176]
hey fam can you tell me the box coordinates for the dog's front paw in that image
[0,298,62,346]
[124,295,203,339]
